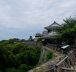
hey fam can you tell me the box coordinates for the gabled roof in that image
[45,21,62,30]
[51,21,61,26]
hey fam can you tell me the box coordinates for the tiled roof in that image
[45,21,62,30]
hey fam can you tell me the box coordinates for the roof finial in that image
[54,21,56,23]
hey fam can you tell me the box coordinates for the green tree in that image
[18,64,32,72]
[58,17,76,46]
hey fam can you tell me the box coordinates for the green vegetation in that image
[1,16,75,72]
[46,51,53,60]
[0,39,41,72]
[37,38,43,42]
[58,17,76,45]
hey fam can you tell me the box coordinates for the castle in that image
[35,21,62,44]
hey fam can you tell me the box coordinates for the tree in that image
[0,39,42,71]
[58,17,76,47]
[18,64,32,72]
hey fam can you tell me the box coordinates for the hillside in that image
[0,39,41,72]
[0,39,53,72]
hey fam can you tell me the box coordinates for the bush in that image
[6,68,17,72]
[46,51,53,60]
[18,64,32,72]
[0,39,41,71]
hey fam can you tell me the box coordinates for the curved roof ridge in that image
[51,21,61,26]
[45,21,62,30]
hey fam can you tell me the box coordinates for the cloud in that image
[0,0,76,40]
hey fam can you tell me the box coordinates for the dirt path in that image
[28,46,64,72]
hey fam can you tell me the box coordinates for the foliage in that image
[62,17,76,34]
[0,39,41,72]
[37,37,43,42]
[46,51,53,60]
[18,64,32,72]
[7,68,17,72]
[57,17,76,45]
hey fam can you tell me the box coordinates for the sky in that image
[0,0,76,40]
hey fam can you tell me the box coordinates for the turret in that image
[45,21,62,32]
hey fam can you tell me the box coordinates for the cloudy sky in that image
[0,0,76,40]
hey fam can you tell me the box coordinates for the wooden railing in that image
[46,49,76,72]
[28,45,76,72]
